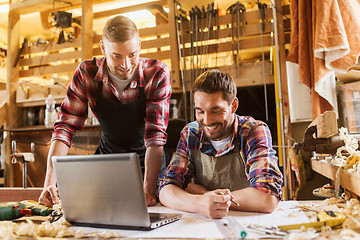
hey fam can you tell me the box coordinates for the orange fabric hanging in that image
[287,0,360,120]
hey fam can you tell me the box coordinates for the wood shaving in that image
[331,127,360,175]
[285,197,360,239]
[287,210,300,218]
[0,217,122,239]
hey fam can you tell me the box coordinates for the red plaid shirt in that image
[52,57,172,148]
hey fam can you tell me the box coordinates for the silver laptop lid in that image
[52,153,151,228]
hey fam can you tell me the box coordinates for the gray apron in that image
[194,143,249,191]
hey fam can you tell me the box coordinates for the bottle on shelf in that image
[170,99,179,119]
[44,94,56,128]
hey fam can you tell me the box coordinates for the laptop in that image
[52,153,181,230]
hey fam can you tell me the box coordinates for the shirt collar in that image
[94,57,109,84]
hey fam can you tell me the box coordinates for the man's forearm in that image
[43,140,69,187]
[230,187,279,213]
[143,145,163,194]
[159,184,200,213]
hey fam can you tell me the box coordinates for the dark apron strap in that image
[95,80,146,172]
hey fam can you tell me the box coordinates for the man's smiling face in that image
[100,36,141,80]
[194,91,238,141]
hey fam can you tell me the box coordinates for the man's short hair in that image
[192,69,237,104]
[103,15,139,42]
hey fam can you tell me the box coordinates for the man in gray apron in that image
[159,69,283,219]
[39,16,171,208]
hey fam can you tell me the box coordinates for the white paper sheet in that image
[71,200,311,239]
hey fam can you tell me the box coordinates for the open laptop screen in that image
[52,153,152,228]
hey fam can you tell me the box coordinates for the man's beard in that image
[200,121,233,141]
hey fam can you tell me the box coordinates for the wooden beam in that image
[0,101,6,128]
[82,0,94,60]
[20,51,81,67]
[139,24,169,37]
[6,10,21,187]
[167,0,181,89]
[19,32,290,74]
[10,0,107,15]
[22,38,82,55]
[19,62,79,78]
[16,96,65,108]
[178,17,291,40]
[275,0,290,134]
[74,0,167,21]
[182,61,274,90]
[150,5,168,23]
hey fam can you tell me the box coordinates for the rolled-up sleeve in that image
[158,125,194,192]
[144,65,172,147]
[52,64,90,147]
[243,123,283,199]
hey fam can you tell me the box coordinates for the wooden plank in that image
[19,17,290,66]
[139,51,171,61]
[19,62,79,78]
[180,18,290,41]
[181,32,290,57]
[22,38,82,55]
[273,0,290,199]
[311,159,360,197]
[179,60,274,90]
[0,100,6,128]
[7,9,21,187]
[180,8,291,34]
[311,159,337,180]
[74,0,167,21]
[19,30,290,67]
[10,0,107,15]
[19,51,81,67]
[167,0,181,88]
[16,96,65,108]
[82,0,94,60]
[20,24,171,57]
[20,33,290,77]
[141,37,171,50]
[0,188,43,202]
[139,24,169,38]
[10,0,81,14]
[92,47,172,61]
[308,111,338,138]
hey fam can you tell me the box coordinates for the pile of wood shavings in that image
[0,217,122,239]
[285,198,360,240]
[332,127,360,174]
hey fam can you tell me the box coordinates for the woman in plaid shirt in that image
[159,69,283,219]
[39,16,171,207]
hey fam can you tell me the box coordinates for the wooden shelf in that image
[311,158,360,196]
[16,96,65,108]
[9,0,107,15]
